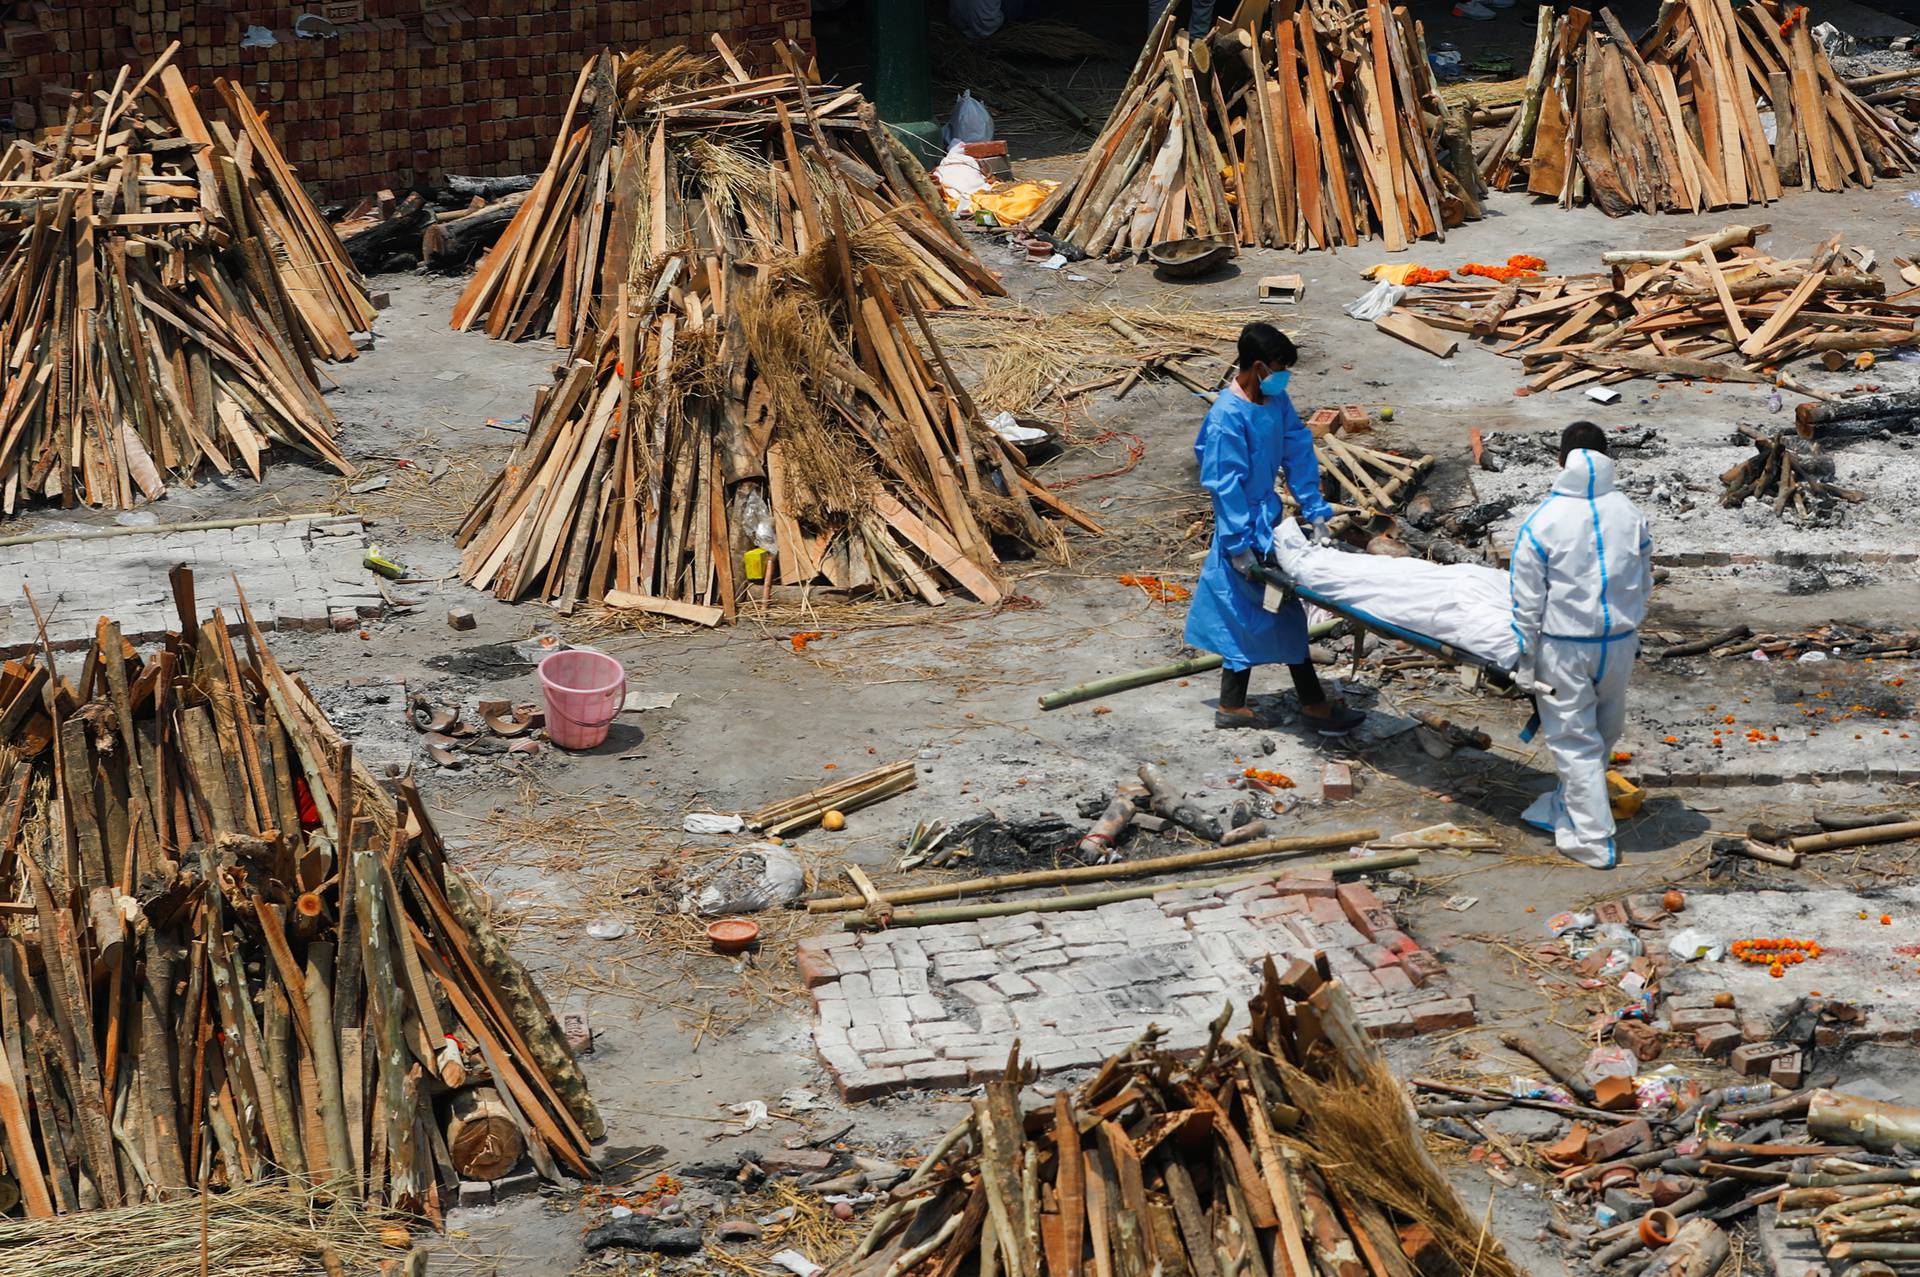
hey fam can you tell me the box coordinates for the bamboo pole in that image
[842,852,1419,929]
[809,828,1381,913]
[1787,820,1920,854]
[1038,620,1341,710]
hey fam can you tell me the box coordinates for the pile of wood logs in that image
[0,569,598,1222]
[455,44,1095,619]
[1483,0,1919,213]
[839,961,1522,1277]
[333,176,545,276]
[1308,430,1435,539]
[451,38,999,345]
[1023,0,1479,256]
[1720,426,1860,518]
[0,45,375,512]
[1386,225,1920,395]
[1653,622,1920,661]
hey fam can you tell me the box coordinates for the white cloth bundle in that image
[1270,519,1520,670]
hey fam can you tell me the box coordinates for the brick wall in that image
[1,0,814,199]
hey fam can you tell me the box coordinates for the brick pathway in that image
[0,515,376,655]
[799,870,1475,1099]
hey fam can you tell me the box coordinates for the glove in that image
[1509,652,1543,697]
[1230,549,1259,582]
[1309,519,1332,545]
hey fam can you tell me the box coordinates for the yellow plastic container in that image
[1607,771,1645,820]
[743,546,771,582]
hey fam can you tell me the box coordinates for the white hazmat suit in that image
[1508,449,1653,868]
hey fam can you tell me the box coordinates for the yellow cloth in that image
[1365,263,1434,285]
[972,180,1056,224]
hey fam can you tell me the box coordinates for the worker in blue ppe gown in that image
[1508,421,1654,868]
[1183,323,1368,734]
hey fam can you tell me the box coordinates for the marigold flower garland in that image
[1730,937,1821,978]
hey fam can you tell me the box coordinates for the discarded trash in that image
[363,546,406,578]
[1667,927,1724,962]
[1443,894,1480,912]
[684,813,747,835]
[625,689,680,712]
[728,1100,772,1132]
[770,1249,825,1277]
[1343,279,1406,322]
[684,845,806,916]
[240,25,277,47]
[943,90,995,147]
[348,475,390,494]
[586,918,630,941]
[1547,911,1596,937]
[1797,650,1829,663]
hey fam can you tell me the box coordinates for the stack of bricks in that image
[797,870,1476,1101]
[0,0,813,199]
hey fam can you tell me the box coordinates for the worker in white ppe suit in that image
[1508,422,1654,868]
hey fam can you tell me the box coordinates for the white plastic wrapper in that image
[1271,519,1520,669]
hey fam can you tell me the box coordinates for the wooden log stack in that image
[1387,228,1920,395]
[834,960,1525,1277]
[454,43,1093,619]
[451,38,1001,346]
[0,45,376,513]
[1482,0,1919,213]
[0,570,599,1223]
[1022,0,1479,257]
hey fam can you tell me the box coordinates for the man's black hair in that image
[1560,420,1610,463]
[1237,322,1296,372]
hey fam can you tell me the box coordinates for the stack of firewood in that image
[1721,425,1861,517]
[839,961,1522,1277]
[1022,1,1480,256]
[0,570,598,1222]
[1482,0,1919,213]
[456,43,1094,619]
[1385,226,1920,395]
[451,38,1000,346]
[0,46,375,512]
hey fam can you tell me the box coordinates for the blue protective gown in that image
[1183,387,1335,670]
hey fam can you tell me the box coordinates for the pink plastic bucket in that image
[537,649,627,750]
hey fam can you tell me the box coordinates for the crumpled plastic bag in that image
[1343,279,1407,322]
[1667,927,1724,962]
[682,844,806,916]
[684,812,746,835]
[943,90,995,147]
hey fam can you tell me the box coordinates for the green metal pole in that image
[871,0,941,161]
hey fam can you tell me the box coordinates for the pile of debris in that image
[455,48,1093,617]
[0,48,374,510]
[838,967,1522,1277]
[450,39,1000,345]
[1653,622,1920,662]
[1719,426,1861,519]
[1022,0,1479,256]
[1483,0,1919,212]
[0,571,598,1222]
[1386,226,1920,395]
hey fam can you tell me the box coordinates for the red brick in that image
[1411,997,1476,1033]
[1341,970,1383,1001]
[1357,1005,1416,1039]
[1670,1006,1735,1033]
[1320,761,1355,801]
[839,1067,905,1102]
[1731,1042,1793,1077]
[1270,871,1337,898]
[902,1060,971,1089]
[1336,883,1395,938]
[1400,950,1445,987]
[1694,1023,1741,1058]
[1305,897,1347,927]
[1356,944,1399,971]
[795,948,838,987]
[1769,1050,1804,1089]
[1373,964,1414,995]
[1377,929,1420,957]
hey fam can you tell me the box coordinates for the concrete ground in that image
[18,53,1920,1277]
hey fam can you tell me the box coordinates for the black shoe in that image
[1302,703,1367,736]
